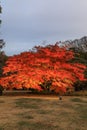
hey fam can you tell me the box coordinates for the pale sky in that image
[1,0,87,55]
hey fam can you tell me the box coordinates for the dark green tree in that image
[70,47,87,91]
[0,2,7,95]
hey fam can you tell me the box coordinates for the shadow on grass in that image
[16,112,34,120]
[70,98,87,121]
[15,98,42,109]
[0,100,5,103]
[71,98,87,103]
[76,104,87,120]
[17,121,61,130]
[0,127,4,130]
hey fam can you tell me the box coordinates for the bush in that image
[73,81,87,91]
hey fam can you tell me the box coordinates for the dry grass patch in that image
[0,96,87,130]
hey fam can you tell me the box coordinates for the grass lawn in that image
[0,95,87,130]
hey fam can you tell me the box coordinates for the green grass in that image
[16,112,34,119]
[17,121,60,130]
[75,104,87,120]
[71,98,87,121]
[71,98,83,102]
[15,98,41,109]
[71,97,87,103]
[0,127,4,130]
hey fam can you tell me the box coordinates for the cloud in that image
[1,0,87,55]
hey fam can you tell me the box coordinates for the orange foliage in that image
[0,44,86,93]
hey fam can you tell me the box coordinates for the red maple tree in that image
[0,44,86,93]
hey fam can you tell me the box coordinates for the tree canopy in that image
[0,44,86,93]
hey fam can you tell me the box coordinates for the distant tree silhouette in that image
[0,2,7,95]
[0,3,1,24]
[0,2,5,50]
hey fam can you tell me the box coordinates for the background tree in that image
[0,3,1,24]
[0,2,5,49]
[69,47,87,91]
[0,2,7,95]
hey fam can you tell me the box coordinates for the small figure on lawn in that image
[59,95,62,100]
[58,92,63,100]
